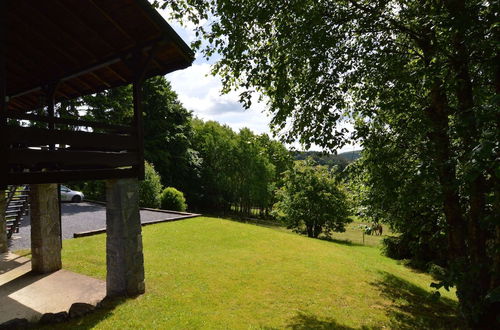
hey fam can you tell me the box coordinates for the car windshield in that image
[61,186,70,192]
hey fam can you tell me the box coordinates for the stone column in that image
[106,178,145,297]
[30,184,62,273]
[0,191,7,253]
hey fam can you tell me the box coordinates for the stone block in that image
[0,193,7,253]
[30,184,62,273]
[105,178,145,297]
[68,302,95,318]
[40,311,68,324]
[0,318,29,329]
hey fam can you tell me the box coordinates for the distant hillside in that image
[293,149,362,169]
[338,150,362,162]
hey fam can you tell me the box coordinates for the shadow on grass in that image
[283,312,359,329]
[206,213,285,230]
[318,236,363,247]
[40,296,128,330]
[372,271,464,329]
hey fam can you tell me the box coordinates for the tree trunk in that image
[426,81,466,260]
[443,2,495,325]
[306,225,314,238]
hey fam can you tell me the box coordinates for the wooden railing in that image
[2,111,141,185]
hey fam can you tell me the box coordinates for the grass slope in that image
[47,217,461,329]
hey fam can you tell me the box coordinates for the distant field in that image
[42,217,461,329]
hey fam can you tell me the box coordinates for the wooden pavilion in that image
[0,0,193,297]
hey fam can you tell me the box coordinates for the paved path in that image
[0,252,106,324]
[9,202,195,251]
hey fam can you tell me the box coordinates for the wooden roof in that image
[5,0,194,111]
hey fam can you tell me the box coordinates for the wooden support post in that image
[44,83,59,151]
[0,1,7,189]
[0,193,7,253]
[0,6,8,256]
[133,81,145,180]
[130,49,155,180]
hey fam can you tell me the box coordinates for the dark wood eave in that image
[4,0,194,112]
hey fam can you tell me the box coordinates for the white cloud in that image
[161,8,360,153]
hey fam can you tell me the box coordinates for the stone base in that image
[105,178,145,296]
[0,193,7,253]
[30,184,62,273]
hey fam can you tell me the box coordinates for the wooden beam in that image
[9,13,80,67]
[9,41,159,100]
[19,0,97,61]
[53,0,115,54]
[0,1,7,189]
[133,81,145,180]
[44,83,59,151]
[88,0,135,43]
[5,126,137,151]
[6,111,135,133]
[5,168,138,185]
[131,49,156,180]
[8,149,138,168]
[106,66,127,83]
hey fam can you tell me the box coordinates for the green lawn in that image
[44,217,462,329]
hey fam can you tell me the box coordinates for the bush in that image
[70,180,106,201]
[428,263,447,281]
[160,187,187,212]
[382,236,412,260]
[139,161,163,208]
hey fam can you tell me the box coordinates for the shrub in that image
[70,180,106,201]
[139,161,163,208]
[382,236,412,260]
[428,263,447,281]
[160,187,187,211]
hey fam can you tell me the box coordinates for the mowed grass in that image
[46,217,462,329]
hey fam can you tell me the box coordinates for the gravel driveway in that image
[8,202,195,251]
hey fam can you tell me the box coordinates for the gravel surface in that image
[9,202,192,251]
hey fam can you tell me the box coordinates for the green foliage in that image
[160,187,187,212]
[139,162,163,208]
[273,159,351,238]
[70,180,106,202]
[382,236,412,261]
[159,0,499,325]
[191,119,292,214]
[142,76,197,192]
[293,151,355,171]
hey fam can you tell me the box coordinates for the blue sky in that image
[160,10,359,153]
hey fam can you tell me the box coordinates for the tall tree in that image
[273,158,351,238]
[191,119,238,210]
[160,0,499,325]
[82,76,196,192]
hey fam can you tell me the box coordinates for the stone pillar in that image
[30,184,62,273]
[106,178,145,297]
[0,191,7,253]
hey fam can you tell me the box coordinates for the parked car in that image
[60,185,85,203]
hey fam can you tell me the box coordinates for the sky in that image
[159,10,360,154]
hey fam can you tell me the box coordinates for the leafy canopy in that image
[273,159,351,238]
